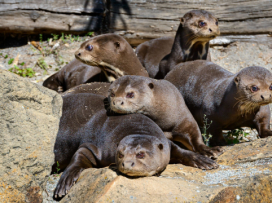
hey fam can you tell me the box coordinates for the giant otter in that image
[165,60,272,146]
[53,93,218,198]
[136,9,220,79]
[75,33,148,82]
[107,75,224,158]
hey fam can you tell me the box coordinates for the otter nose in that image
[113,98,124,106]
[122,161,135,169]
[77,52,81,56]
[261,94,271,100]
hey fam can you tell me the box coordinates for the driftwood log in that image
[0,0,272,45]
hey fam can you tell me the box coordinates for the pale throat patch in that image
[100,61,124,77]
[102,70,115,82]
[184,41,207,60]
[198,42,208,59]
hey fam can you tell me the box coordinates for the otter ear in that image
[234,77,240,86]
[148,83,154,89]
[180,17,185,25]
[158,144,163,150]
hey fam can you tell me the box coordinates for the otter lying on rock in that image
[108,75,224,159]
[53,93,218,198]
[165,60,272,146]
[136,9,220,79]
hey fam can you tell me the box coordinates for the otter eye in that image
[86,45,93,51]
[126,92,134,98]
[199,21,206,27]
[215,21,218,26]
[118,153,124,158]
[269,85,272,91]
[251,86,259,92]
[136,152,145,159]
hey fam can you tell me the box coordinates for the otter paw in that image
[189,154,219,170]
[259,130,272,138]
[197,145,224,159]
[54,168,82,199]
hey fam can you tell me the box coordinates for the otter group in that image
[42,10,272,199]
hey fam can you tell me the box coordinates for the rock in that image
[0,69,62,202]
[57,137,272,203]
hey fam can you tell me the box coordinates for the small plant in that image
[74,35,80,41]
[51,33,59,41]
[37,58,48,74]
[56,161,61,173]
[86,32,94,36]
[225,128,249,144]
[37,58,48,70]
[9,66,35,78]
[8,58,14,65]
[39,34,43,43]
[201,114,213,146]
[4,54,8,59]
[61,33,65,42]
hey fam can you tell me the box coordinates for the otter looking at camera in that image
[165,60,272,146]
[108,75,224,159]
[136,9,220,79]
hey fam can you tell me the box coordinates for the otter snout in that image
[112,98,124,106]
[122,161,135,169]
[260,94,272,101]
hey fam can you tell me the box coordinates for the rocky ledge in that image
[44,137,272,203]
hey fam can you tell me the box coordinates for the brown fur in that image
[43,59,107,92]
[165,60,272,146]
[136,9,219,79]
[54,92,218,199]
[75,33,148,82]
[108,75,224,158]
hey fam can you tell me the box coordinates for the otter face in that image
[181,10,220,41]
[235,66,272,111]
[116,135,169,177]
[75,34,127,79]
[108,76,154,114]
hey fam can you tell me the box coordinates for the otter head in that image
[234,66,272,112]
[75,34,146,81]
[181,9,220,42]
[116,134,169,176]
[108,76,154,114]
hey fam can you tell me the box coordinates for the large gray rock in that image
[0,69,62,202]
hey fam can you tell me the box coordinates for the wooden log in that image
[0,0,271,45]
[0,0,105,34]
[109,0,272,45]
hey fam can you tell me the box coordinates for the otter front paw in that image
[187,153,219,170]
[259,129,272,138]
[196,145,224,159]
[54,167,82,199]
